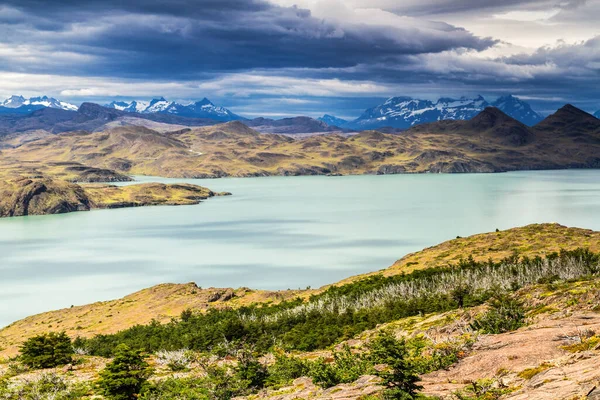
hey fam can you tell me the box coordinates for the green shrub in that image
[234,346,268,390]
[266,353,310,387]
[309,345,371,388]
[454,378,514,399]
[19,332,74,369]
[471,296,525,334]
[203,363,249,400]
[140,378,210,400]
[97,344,153,400]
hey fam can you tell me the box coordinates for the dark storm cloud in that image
[0,0,495,79]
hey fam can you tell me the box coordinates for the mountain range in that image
[2,93,599,135]
[105,97,242,121]
[0,95,77,114]
[326,95,545,129]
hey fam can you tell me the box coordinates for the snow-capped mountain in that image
[594,110,600,119]
[318,114,348,127]
[490,95,543,126]
[345,95,542,129]
[106,100,150,113]
[348,96,489,130]
[0,95,78,113]
[105,97,242,121]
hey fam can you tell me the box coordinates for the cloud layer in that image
[0,0,598,117]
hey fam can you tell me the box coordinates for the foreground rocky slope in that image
[4,105,600,178]
[3,224,600,399]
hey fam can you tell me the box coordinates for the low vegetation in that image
[73,249,598,357]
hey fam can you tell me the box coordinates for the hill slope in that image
[6,105,600,178]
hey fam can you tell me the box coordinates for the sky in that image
[0,0,598,118]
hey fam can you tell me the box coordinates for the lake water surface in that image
[2,170,600,327]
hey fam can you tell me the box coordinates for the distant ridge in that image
[245,116,341,134]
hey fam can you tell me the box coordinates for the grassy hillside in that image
[0,284,302,358]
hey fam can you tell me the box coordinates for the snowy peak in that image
[0,95,77,112]
[318,114,348,127]
[594,110,600,119]
[491,95,543,126]
[1,95,26,108]
[104,97,241,121]
[347,95,541,129]
[195,98,214,107]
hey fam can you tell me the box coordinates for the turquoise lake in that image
[1,170,600,326]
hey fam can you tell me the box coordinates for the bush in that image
[155,349,194,371]
[0,373,91,400]
[309,345,372,388]
[19,332,74,369]
[97,344,153,400]
[140,378,210,400]
[471,296,525,334]
[266,353,310,387]
[454,378,513,399]
[234,346,268,390]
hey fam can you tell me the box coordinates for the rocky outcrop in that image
[236,376,382,400]
[427,160,498,173]
[0,177,91,217]
[421,312,600,400]
[0,175,226,219]
[377,164,407,174]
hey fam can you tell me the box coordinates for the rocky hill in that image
[6,106,600,178]
[0,158,228,218]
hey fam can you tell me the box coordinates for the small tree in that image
[20,332,74,369]
[234,345,268,390]
[98,344,153,400]
[368,333,422,399]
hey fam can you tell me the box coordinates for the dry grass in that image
[0,284,304,358]
[335,223,600,285]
